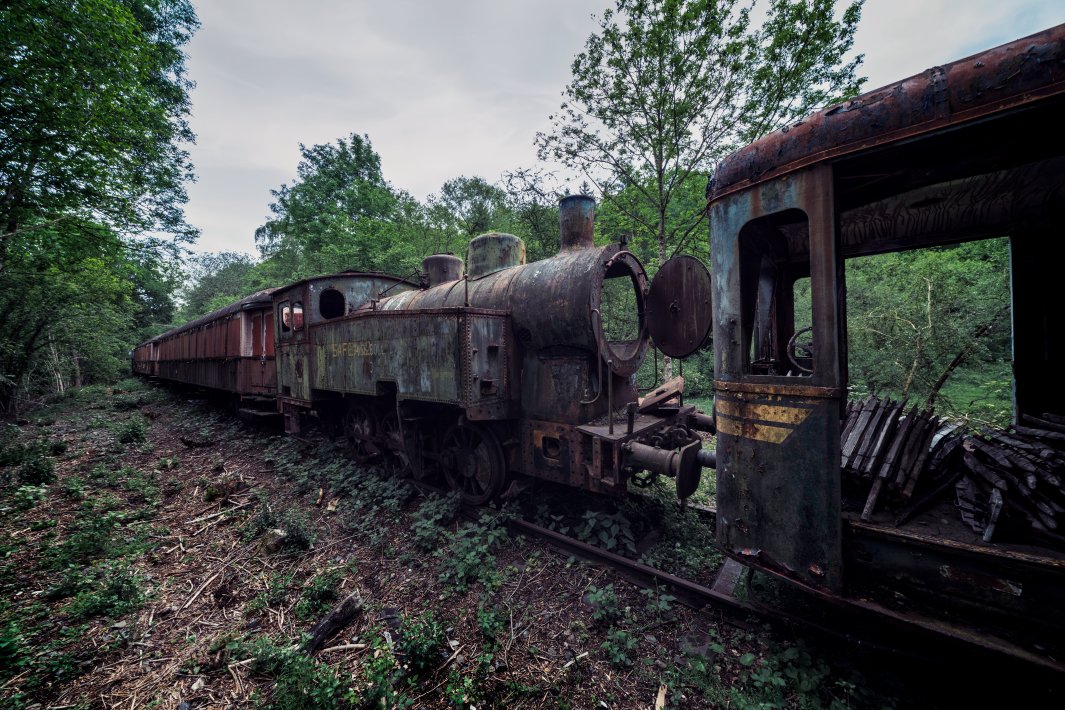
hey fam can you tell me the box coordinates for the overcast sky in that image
[182,0,1065,255]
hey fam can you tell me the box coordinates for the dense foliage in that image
[0,0,198,413]
[536,0,865,271]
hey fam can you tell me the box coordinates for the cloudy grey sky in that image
[182,0,1065,255]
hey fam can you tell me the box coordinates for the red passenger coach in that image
[133,289,278,400]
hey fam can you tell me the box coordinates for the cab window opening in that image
[279,301,291,334]
[739,209,813,377]
[291,302,304,331]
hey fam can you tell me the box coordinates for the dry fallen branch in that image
[303,590,365,654]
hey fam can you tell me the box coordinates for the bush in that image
[18,454,55,485]
[66,562,145,620]
[113,415,148,445]
[13,484,48,510]
[436,512,508,593]
[412,491,460,551]
[237,636,347,709]
[397,611,446,676]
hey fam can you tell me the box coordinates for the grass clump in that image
[397,611,446,676]
[65,561,145,621]
[236,635,348,709]
[436,511,508,593]
[17,453,55,486]
[412,491,460,551]
[294,568,345,620]
[111,414,148,445]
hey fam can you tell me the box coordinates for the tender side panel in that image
[312,311,466,404]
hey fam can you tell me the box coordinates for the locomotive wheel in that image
[441,423,506,505]
[344,405,380,462]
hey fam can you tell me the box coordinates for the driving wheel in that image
[441,423,506,505]
[344,405,379,462]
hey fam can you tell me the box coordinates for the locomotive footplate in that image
[577,404,709,499]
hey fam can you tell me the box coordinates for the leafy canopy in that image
[537,0,865,267]
[0,0,200,269]
[0,0,197,411]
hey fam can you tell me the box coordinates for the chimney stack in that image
[559,194,595,252]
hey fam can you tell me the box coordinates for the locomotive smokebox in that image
[467,232,526,279]
[422,253,464,286]
[559,194,595,252]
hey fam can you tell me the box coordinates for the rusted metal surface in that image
[559,194,595,251]
[842,517,1065,668]
[707,23,1065,664]
[382,243,651,377]
[646,255,713,359]
[134,290,278,397]
[711,164,844,592]
[422,254,463,287]
[467,232,526,279]
[710,24,1065,201]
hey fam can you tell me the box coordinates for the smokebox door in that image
[647,255,712,359]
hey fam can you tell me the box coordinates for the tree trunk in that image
[924,306,1008,410]
[657,203,672,380]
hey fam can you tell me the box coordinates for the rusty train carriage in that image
[709,25,1065,666]
[266,195,714,503]
[132,289,277,398]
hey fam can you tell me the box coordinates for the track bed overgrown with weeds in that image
[0,379,894,709]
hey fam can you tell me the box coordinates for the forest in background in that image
[1,0,1012,426]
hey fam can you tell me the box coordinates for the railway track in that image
[443,487,1065,687]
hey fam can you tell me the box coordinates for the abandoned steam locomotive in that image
[133,195,715,504]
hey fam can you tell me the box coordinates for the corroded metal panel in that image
[467,232,526,278]
[711,24,1065,201]
[711,164,844,592]
[647,255,713,358]
[312,310,467,403]
[465,313,510,419]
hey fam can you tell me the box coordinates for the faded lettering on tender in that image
[331,341,382,357]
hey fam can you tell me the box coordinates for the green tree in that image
[179,252,256,320]
[0,220,177,411]
[0,0,196,412]
[501,168,563,263]
[845,239,1012,423]
[429,176,512,248]
[0,0,200,270]
[536,0,864,270]
[254,133,399,279]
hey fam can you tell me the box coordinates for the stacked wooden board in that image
[840,396,1065,549]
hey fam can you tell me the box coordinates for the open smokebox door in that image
[645,255,713,359]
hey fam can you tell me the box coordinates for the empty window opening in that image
[279,301,291,333]
[844,238,1012,424]
[319,288,345,319]
[739,209,813,376]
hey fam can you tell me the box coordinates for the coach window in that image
[739,209,813,377]
[319,288,345,319]
[292,302,304,331]
[279,301,291,335]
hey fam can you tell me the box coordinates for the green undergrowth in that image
[0,379,169,705]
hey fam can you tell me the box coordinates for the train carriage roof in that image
[709,24,1065,259]
[135,289,276,347]
[709,24,1065,205]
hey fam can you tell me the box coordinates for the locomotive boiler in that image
[268,195,714,503]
